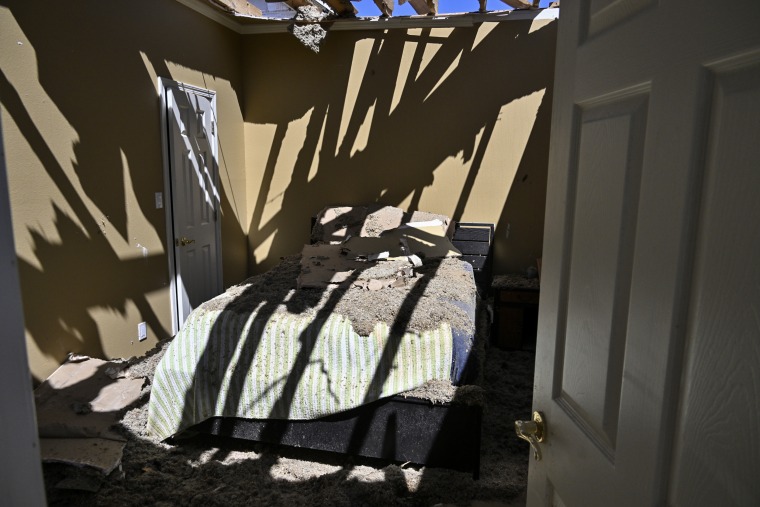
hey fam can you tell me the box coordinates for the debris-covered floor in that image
[42,340,535,506]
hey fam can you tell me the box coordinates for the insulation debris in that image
[289,5,330,53]
[311,204,453,244]
[203,253,476,338]
[401,380,486,406]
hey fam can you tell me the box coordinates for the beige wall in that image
[1,1,556,382]
[243,19,557,275]
[0,0,248,381]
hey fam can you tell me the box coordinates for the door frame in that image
[159,77,222,334]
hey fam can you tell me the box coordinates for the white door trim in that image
[159,77,222,334]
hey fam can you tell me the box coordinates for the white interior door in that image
[529,1,760,505]
[164,81,222,329]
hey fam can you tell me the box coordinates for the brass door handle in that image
[515,411,546,461]
[176,237,195,247]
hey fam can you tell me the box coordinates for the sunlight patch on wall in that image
[336,42,371,157]
[89,299,143,359]
[389,34,419,115]
[423,49,463,103]
[271,109,314,202]
[415,27,456,80]
[1,17,89,271]
[349,99,376,157]
[253,228,276,265]
[24,329,63,384]
[308,108,330,182]
[252,108,315,250]
[472,21,499,51]
[139,51,159,93]
[461,88,546,219]
[122,149,164,260]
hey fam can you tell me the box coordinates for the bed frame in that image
[186,219,493,479]
[191,394,482,478]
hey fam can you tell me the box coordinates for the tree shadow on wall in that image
[2,0,250,378]
[247,19,557,272]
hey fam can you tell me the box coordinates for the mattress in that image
[148,233,478,441]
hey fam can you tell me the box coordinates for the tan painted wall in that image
[243,19,557,276]
[0,0,248,382]
[2,1,556,382]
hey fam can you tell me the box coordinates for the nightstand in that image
[492,274,540,350]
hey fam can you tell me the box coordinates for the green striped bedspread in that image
[147,310,453,440]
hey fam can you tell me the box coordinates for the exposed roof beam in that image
[282,0,313,8]
[207,0,263,16]
[401,0,438,16]
[322,0,357,15]
[373,0,394,17]
[174,0,559,34]
[498,0,539,9]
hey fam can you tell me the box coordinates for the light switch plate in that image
[138,322,147,341]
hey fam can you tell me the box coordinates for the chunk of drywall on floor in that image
[35,357,145,440]
[39,438,126,476]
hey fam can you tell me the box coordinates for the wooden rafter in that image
[498,0,535,9]
[322,0,357,15]
[282,0,313,9]
[207,0,262,16]
[402,0,438,15]
[373,0,394,17]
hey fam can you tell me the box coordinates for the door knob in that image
[176,237,195,247]
[515,411,546,461]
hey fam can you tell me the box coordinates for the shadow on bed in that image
[157,212,485,478]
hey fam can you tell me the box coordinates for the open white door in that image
[527,1,760,505]
[162,80,222,331]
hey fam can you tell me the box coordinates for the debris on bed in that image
[206,253,476,339]
[311,204,453,244]
[205,205,477,339]
[400,380,486,406]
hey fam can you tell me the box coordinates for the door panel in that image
[165,82,221,328]
[668,53,760,506]
[557,90,647,458]
[529,1,760,505]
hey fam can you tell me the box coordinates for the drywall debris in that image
[289,6,329,53]
[34,356,147,476]
[41,438,126,476]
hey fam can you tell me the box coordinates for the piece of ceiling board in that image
[40,438,126,476]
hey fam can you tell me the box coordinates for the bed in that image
[147,206,488,476]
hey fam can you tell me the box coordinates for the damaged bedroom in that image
[2,0,758,506]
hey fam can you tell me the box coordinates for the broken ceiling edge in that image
[175,0,558,35]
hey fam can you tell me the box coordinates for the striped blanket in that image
[147,310,454,440]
